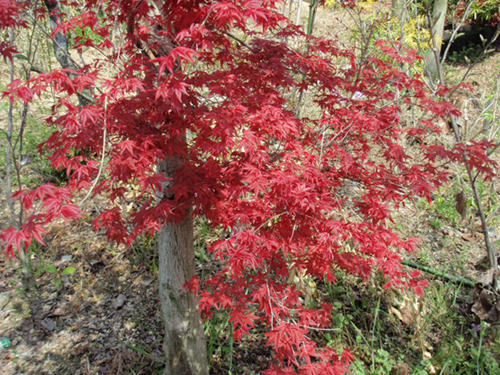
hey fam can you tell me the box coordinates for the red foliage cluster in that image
[0,0,29,61]
[1,1,497,373]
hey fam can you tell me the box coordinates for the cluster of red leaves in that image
[0,185,82,256]
[1,1,497,373]
[0,0,29,62]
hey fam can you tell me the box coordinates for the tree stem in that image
[403,260,476,288]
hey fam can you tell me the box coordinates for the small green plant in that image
[417,245,434,266]
[418,191,461,227]
[124,341,165,375]
[429,217,444,230]
[450,0,500,26]
[321,267,500,374]
[204,311,235,373]
[448,44,484,64]
[204,312,234,373]
[73,26,104,46]
[433,194,462,225]
[468,322,500,375]
[129,233,158,272]
[467,180,500,227]
[38,262,76,288]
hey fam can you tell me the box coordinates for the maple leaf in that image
[267,322,309,362]
[0,40,18,62]
[230,307,257,340]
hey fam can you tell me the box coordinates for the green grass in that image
[320,273,500,375]
[129,233,159,272]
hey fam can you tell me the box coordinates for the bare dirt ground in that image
[0,219,165,375]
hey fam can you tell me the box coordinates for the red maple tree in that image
[1,1,496,373]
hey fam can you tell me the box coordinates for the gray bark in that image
[158,158,208,375]
[425,0,448,83]
[45,0,74,70]
[391,0,405,19]
[296,0,303,26]
[44,0,92,106]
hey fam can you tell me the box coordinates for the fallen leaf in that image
[71,344,90,356]
[20,318,34,331]
[0,292,11,310]
[461,233,475,242]
[478,268,495,286]
[40,318,57,331]
[391,363,410,375]
[52,304,67,316]
[112,294,126,309]
[473,255,489,269]
[471,289,500,323]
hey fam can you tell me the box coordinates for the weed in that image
[431,194,462,226]
[448,44,484,64]
[204,311,235,373]
[350,349,397,375]
[124,342,165,375]
[321,271,500,374]
[129,234,158,272]
[466,180,500,228]
[32,253,77,288]
[429,217,444,230]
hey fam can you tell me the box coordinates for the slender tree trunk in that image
[391,0,405,19]
[425,0,448,83]
[158,158,208,375]
[295,0,303,26]
[44,0,209,368]
[288,0,294,19]
[44,0,92,106]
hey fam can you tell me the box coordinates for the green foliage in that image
[350,349,398,375]
[466,180,500,227]
[420,190,462,228]
[124,342,165,375]
[73,26,104,46]
[204,311,235,373]
[321,273,500,374]
[432,324,500,374]
[449,0,500,26]
[129,233,158,272]
[448,43,485,64]
[31,252,78,289]
[62,266,76,275]
[42,264,58,274]
[0,107,61,186]
[339,1,431,75]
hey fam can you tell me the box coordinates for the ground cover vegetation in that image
[1,0,499,374]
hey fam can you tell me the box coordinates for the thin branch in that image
[440,0,476,64]
[222,31,254,51]
[427,14,499,286]
[402,260,476,287]
[451,26,500,96]
[78,96,108,206]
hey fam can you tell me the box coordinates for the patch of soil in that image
[0,221,165,375]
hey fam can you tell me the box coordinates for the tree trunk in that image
[44,0,92,105]
[44,1,208,369]
[296,0,303,26]
[425,0,448,83]
[158,158,208,375]
[391,0,405,19]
